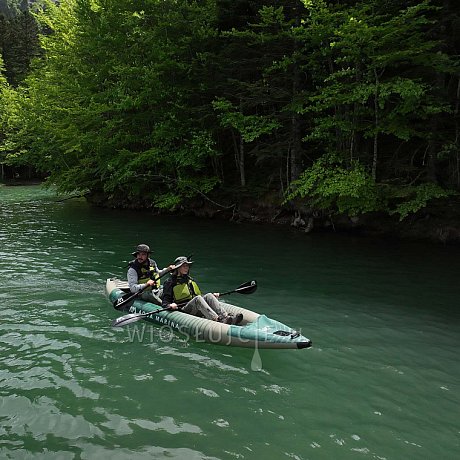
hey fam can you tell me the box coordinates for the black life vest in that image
[129,258,160,288]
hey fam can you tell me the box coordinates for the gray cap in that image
[174,256,193,268]
[132,244,151,256]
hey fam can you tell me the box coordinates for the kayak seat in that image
[273,330,291,337]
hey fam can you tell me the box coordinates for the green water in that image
[1,184,459,459]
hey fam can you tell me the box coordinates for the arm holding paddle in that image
[115,265,175,310]
[114,244,178,310]
[161,276,178,311]
[127,264,175,293]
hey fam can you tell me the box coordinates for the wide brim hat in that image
[174,256,193,268]
[132,244,151,256]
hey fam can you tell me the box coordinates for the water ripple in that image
[2,185,460,460]
[0,395,103,439]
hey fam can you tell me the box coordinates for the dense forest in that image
[1,0,460,240]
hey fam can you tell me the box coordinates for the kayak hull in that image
[106,278,312,350]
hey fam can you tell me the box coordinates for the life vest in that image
[129,258,160,288]
[172,276,201,302]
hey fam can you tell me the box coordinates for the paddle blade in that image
[111,312,148,327]
[111,307,172,328]
[235,280,257,295]
[220,280,257,296]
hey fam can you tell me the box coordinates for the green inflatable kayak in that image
[106,278,312,349]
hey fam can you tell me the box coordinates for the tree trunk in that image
[425,0,451,184]
[455,77,460,186]
[230,127,245,187]
[239,134,246,187]
[290,111,302,183]
[372,70,379,180]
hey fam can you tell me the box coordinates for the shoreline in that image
[88,191,460,245]
[4,182,458,244]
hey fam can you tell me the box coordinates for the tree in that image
[287,0,458,218]
[212,1,311,195]
[4,0,222,206]
[1,0,459,222]
[0,0,41,85]
[0,51,18,179]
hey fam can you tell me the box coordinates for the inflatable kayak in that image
[106,278,312,349]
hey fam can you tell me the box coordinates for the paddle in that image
[113,283,150,310]
[219,280,257,296]
[113,254,193,310]
[111,306,174,328]
[111,280,257,328]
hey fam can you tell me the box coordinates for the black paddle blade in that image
[220,280,257,296]
[235,280,257,295]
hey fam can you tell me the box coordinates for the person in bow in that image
[127,244,175,305]
[162,256,243,324]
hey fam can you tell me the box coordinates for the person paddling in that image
[162,256,243,324]
[127,244,175,306]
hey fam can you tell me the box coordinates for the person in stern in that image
[127,244,175,305]
[162,256,243,325]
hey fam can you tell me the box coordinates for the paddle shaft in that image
[113,291,229,327]
[170,280,257,308]
[114,262,179,310]
[131,306,172,319]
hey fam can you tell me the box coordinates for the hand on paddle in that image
[145,279,157,288]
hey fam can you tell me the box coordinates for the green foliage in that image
[0,54,8,144]
[388,183,457,221]
[0,53,7,91]
[153,192,182,210]
[0,57,22,162]
[284,150,457,221]
[212,98,280,142]
[154,175,220,209]
[0,2,41,85]
[299,0,456,178]
[2,0,222,202]
[0,0,459,222]
[285,154,381,215]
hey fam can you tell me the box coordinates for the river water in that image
[1,184,459,459]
